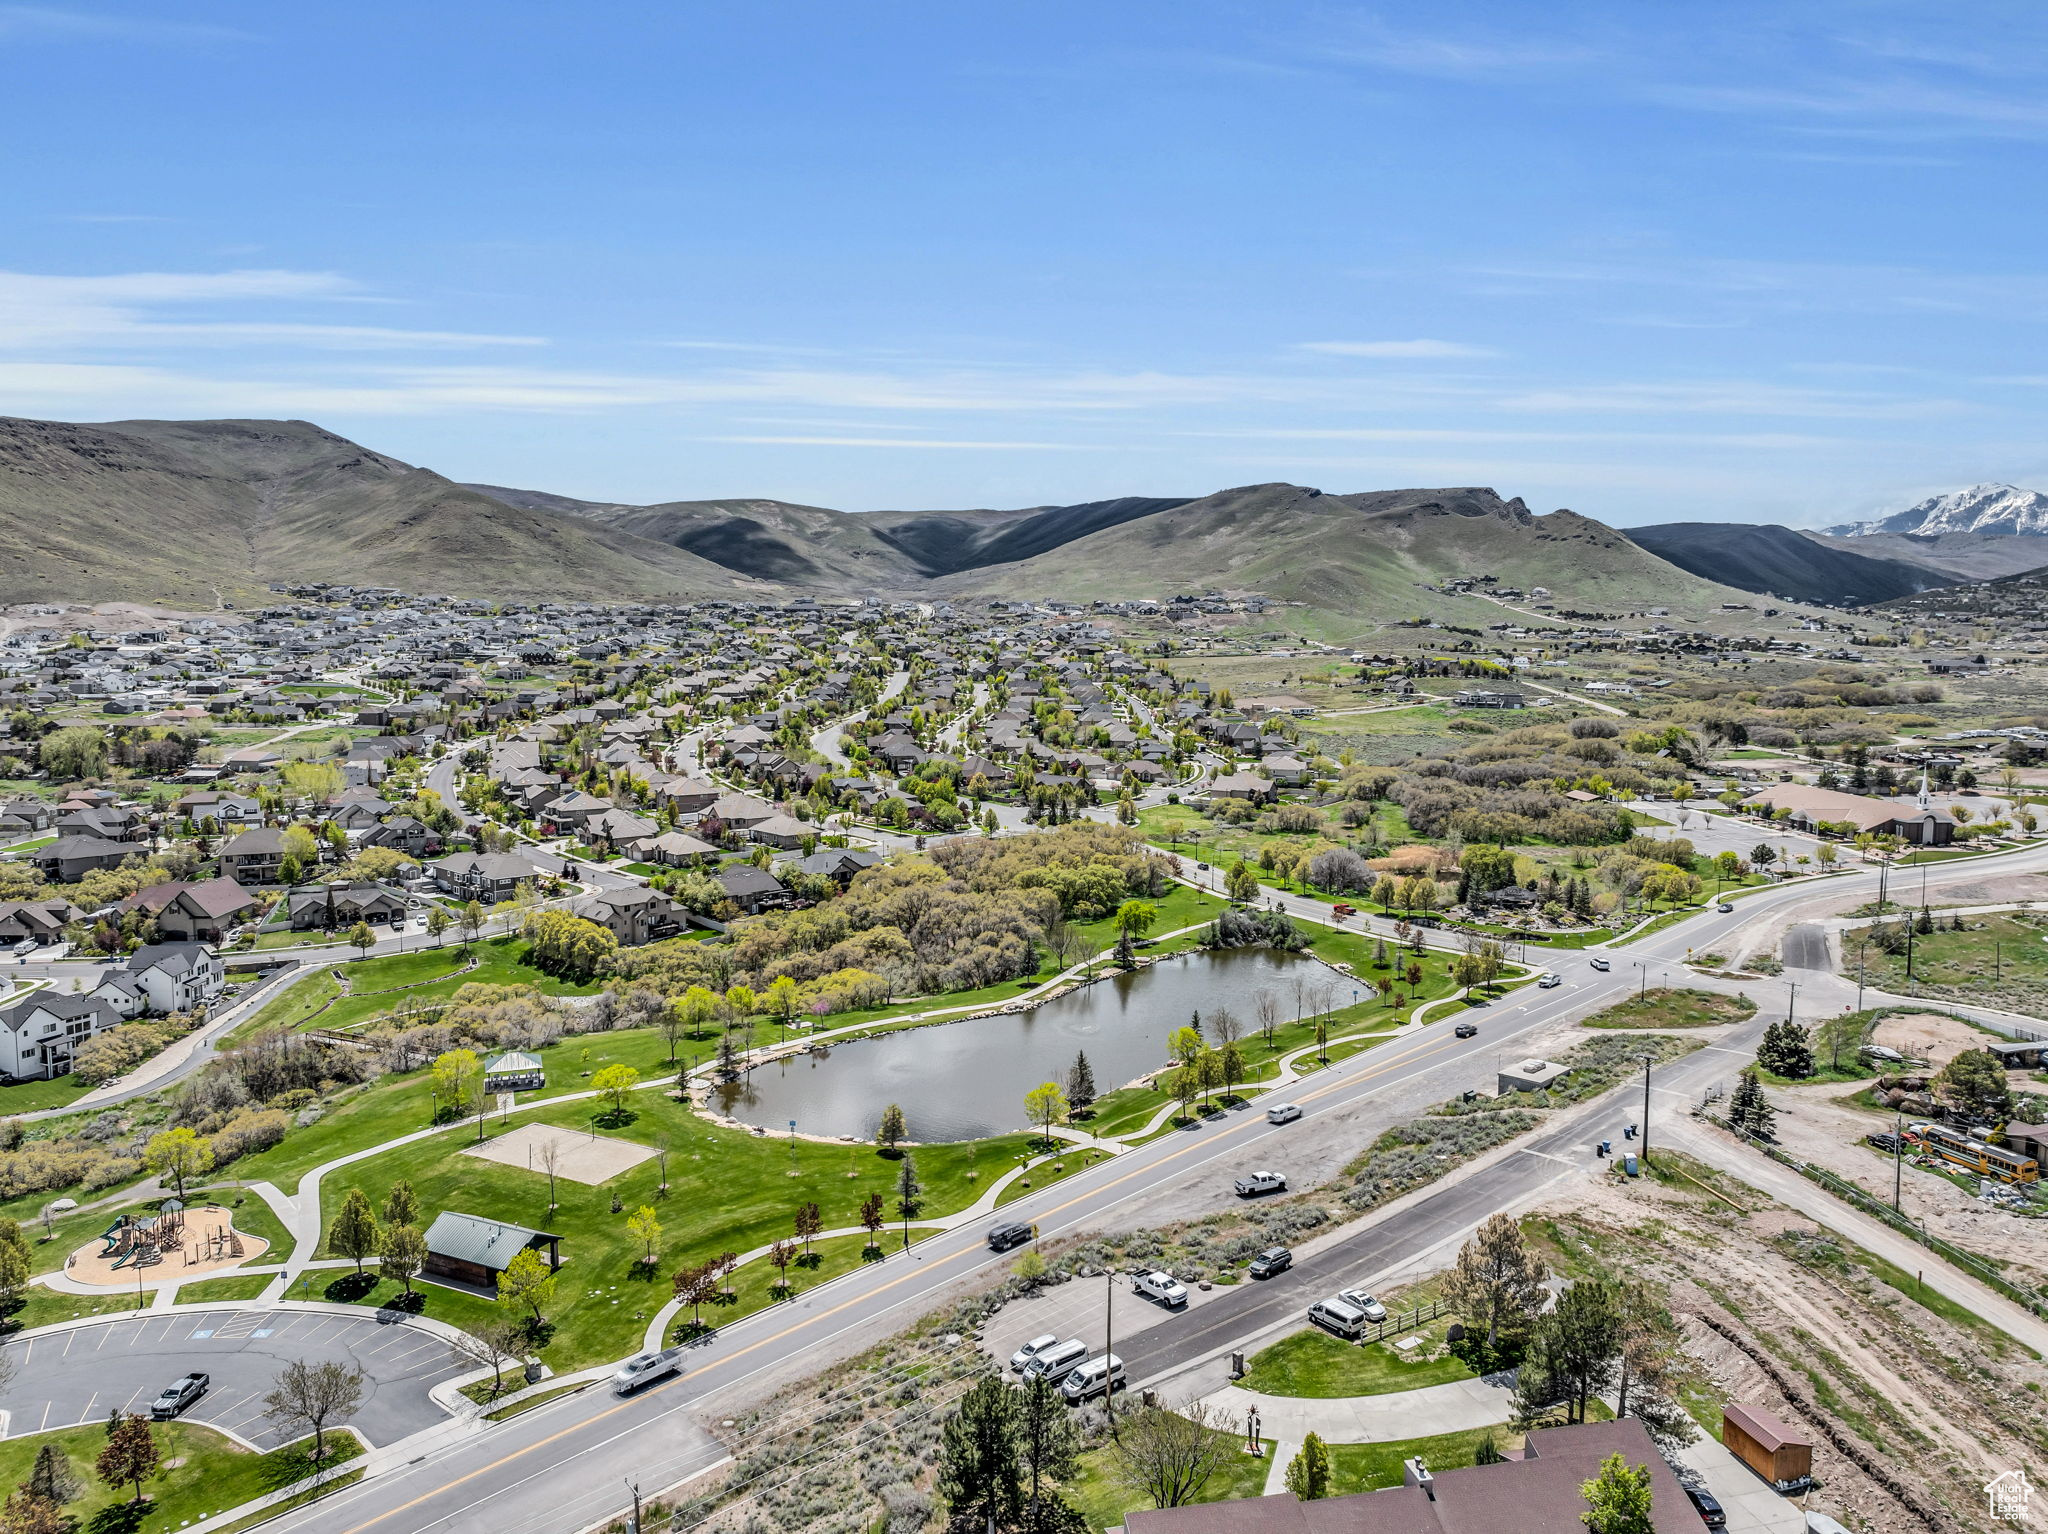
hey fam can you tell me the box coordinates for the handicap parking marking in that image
[190,1329,215,1339]
[251,1328,273,1337]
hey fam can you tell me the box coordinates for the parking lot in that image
[0,1308,470,1448]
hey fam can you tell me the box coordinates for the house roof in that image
[422,1211,559,1270]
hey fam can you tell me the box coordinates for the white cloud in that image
[0,269,542,351]
[1297,339,1501,359]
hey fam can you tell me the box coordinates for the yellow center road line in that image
[329,1017,1496,1534]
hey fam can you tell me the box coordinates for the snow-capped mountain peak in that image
[1828,482,2048,538]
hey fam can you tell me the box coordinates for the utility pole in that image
[1893,1111,1904,1213]
[622,1482,643,1534]
[1105,1268,1118,1437]
[1856,939,1866,1011]
[1786,981,1797,1024]
[1641,1054,1653,1162]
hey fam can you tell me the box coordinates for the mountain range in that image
[2,411,2040,623]
[0,415,1770,626]
[1825,482,2048,538]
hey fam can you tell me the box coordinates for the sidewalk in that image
[1200,1374,1514,1444]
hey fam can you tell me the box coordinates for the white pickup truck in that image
[1234,1169,1288,1197]
[1132,1270,1188,1307]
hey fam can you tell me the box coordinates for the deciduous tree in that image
[262,1360,365,1463]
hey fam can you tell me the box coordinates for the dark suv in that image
[1683,1484,1726,1528]
[986,1222,1034,1252]
[1248,1246,1292,1279]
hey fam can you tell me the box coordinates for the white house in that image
[0,994,125,1081]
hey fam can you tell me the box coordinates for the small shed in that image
[483,1051,546,1092]
[1722,1402,1813,1491]
[422,1211,562,1289]
[1498,1058,1570,1094]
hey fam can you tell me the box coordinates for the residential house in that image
[284,883,409,931]
[0,993,124,1081]
[32,835,146,882]
[569,886,690,946]
[0,899,81,947]
[716,864,791,914]
[429,851,549,903]
[121,877,261,943]
[219,826,291,884]
[121,941,226,1015]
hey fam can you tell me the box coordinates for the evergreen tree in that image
[1727,1068,1776,1138]
[1065,1051,1097,1110]
[1016,1375,1083,1534]
[1514,1280,1620,1427]
[1442,1213,1548,1359]
[1756,1020,1814,1080]
[23,1444,76,1506]
[937,1376,1021,1533]
[1283,1433,1330,1501]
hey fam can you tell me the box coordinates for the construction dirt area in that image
[1868,1012,2008,1072]
[1531,1149,2048,1534]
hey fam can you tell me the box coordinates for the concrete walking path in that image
[1201,1374,1516,1445]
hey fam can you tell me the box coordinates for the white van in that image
[1008,1333,1059,1373]
[1022,1338,1089,1384]
[612,1345,684,1393]
[1307,1297,1371,1339]
[1060,1354,1125,1403]
[1266,1103,1303,1125]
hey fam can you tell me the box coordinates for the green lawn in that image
[0,1071,98,1117]
[0,1422,364,1532]
[304,1089,1046,1369]
[1579,988,1757,1030]
[1068,1429,1272,1532]
[1325,1423,1516,1494]
[342,948,473,991]
[312,937,607,1033]
[1241,1324,1477,1397]
[5,1285,142,1331]
[176,1272,276,1304]
[220,969,341,1046]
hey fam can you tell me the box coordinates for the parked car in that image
[986,1221,1034,1252]
[612,1347,685,1393]
[1454,1023,1478,1039]
[1234,1170,1287,1197]
[1866,1131,1906,1153]
[1021,1339,1089,1383]
[1589,957,1611,971]
[1683,1483,1727,1528]
[1336,1288,1388,1323]
[1307,1297,1371,1339]
[1266,1103,1303,1125]
[150,1373,209,1419]
[1008,1333,1060,1373]
[1132,1270,1188,1307]
[1537,972,1561,988]
[1060,1354,1125,1403]
[1248,1246,1292,1279]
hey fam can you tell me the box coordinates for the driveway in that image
[0,1308,468,1447]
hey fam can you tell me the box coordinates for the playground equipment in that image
[99,1201,186,1271]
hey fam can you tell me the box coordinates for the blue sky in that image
[3,1,2046,525]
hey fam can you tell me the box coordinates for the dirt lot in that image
[1762,1078,2048,1288]
[1537,1163,2048,1534]
[1870,1011,2002,1071]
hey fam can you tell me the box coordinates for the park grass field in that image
[305,1086,1046,1371]
[0,1422,365,1532]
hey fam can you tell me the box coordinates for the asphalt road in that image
[253,841,2048,1534]
[0,1309,469,1449]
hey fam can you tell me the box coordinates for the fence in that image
[1362,1296,1452,1347]
[1702,1108,2048,1322]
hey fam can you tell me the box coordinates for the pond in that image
[712,947,1357,1142]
